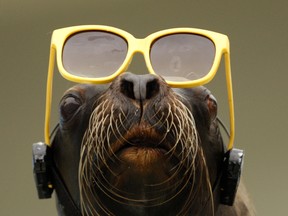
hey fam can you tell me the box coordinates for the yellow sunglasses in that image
[45,25,235,150]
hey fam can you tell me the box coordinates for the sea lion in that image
[50,72,255,215]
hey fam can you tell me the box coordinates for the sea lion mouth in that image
[115,141,169,175]
[115,141,168,163]
[96,123,178,185]
[111,124,170,164]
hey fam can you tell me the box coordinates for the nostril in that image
[146,79,160,100]
[119,72,161,102]
[120,80,135,100]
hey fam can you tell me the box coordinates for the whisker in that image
[78,90,215,215]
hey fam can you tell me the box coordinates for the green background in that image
[1,0,287,215]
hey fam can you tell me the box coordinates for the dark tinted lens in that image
[63,31,128,78]
[150,33,215,82]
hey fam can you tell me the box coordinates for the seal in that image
[51,72,255,215]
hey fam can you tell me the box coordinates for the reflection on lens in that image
[63,31,128,78]
[150,33,215,82]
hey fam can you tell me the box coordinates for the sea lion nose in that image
[120,72,160,102]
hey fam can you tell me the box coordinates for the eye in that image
[206,94,217,121]
[60,95,82,122]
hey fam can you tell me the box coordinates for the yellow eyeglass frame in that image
[44,25,235,151]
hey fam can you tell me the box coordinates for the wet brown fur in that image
[53,73,255,215]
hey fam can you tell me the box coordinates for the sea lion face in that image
[52,72,224,215]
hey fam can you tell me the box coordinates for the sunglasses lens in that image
[63,31,128,78]
[150,33,215,82]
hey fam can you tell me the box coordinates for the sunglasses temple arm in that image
[225,52,235,150]
[44,46,55,146]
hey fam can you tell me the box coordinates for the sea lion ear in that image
[220,148,245,206]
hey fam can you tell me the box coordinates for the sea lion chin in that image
[51,72,254,216]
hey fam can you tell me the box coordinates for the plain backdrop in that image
[1,0,287,215]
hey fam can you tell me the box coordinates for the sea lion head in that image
[51,72,224,215]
